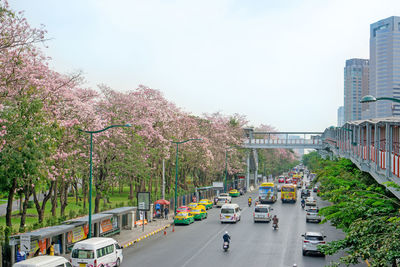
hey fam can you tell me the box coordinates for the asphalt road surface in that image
[122,179,365,267]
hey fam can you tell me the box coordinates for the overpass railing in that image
[322,117,400,199]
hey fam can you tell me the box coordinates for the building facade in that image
[344,58,369,122]
[337,106,344,127]
[365,16,400,118]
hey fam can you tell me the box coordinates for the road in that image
[122,181,365,267]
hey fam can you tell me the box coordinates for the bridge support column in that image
[246,151,250,190]
[386,123,391,178]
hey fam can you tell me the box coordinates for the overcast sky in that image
[10,0,400,131]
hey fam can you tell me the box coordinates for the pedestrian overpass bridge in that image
[241,119,400,200]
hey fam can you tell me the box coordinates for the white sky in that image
[10,0,400,131]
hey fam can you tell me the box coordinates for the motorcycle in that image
[301,202,305,209]
[248,200,252,207]
[223,241,229,252]
[272,222,278,230]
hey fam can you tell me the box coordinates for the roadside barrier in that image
[122,224,171,248]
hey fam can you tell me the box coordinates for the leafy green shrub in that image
[58,216,66,224]
[27,200,34,208]
[69,210,76,219]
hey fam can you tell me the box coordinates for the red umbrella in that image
[154,199,170,205]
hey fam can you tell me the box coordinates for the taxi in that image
[176,206,190,214]
[174,212,195,225]
[198,199,213,209]
[189,205,207,220]
[229,189,240,197]
[187,202,198,210]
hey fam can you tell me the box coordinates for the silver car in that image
[306,207,321,223]
[253,204,273,223]
[302,232,326,256]
[305,196,316,206]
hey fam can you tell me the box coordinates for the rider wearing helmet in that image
[272,215,279,226]
[223,231,231,244]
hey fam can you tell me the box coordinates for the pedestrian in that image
[164,206,169,219]
[16,246,26,262]
[49,241,55,256]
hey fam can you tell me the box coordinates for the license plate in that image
[79,264,86,267]
[225,216,230,218]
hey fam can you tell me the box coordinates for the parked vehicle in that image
[176,206,191,213]
[13,256,71,267]
[305,197,316,206]
[258,182,278,203]
[220,203,241,223]
[198,199,213,209]
[70,237,123,267]
[301,232,326,256]
[187,202,198,210]
[313,186,319,193]
[306,207,321,223]
[253,204,273,223]
[189,205,207,220]
[174,212,195,225]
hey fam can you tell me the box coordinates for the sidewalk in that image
[114,217,174,248]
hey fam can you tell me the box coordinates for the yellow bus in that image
[281,184,297,203]
[258,182,277,203]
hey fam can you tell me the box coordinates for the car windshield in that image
[308,208,318,213]
[255,207,269,213]
[192,209,201,212]
[306,235,324,241]
[178,212,188,216]
[199,200,207,203]
[72,249,94,259]
[221,208,234,214]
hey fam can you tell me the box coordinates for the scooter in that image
[272,223,278,230]
[301,202,305,209]
[223,241,229,252]
[248,200,252,207]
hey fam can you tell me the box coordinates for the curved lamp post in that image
[171,138,202,215]
[360,95,400,103]
[78,124,131,238]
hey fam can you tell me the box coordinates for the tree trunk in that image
[94,192,101,214]
[19,186,31,230]
[51,179,58,216]
[6,178,17,227]
[33,181,54,224]
[129,182,133,200]
[60,180,68,217]
[73,182,79,205]
[18,192,23,215]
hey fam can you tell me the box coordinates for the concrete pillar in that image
[386,123,391,177]
[246,151,250,190]
[376,125,380,169]
[367,123,370,160]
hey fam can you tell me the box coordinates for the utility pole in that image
[162,159,165,200]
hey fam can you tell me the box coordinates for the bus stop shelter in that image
[10,224,75,265]
[100,206,136,230]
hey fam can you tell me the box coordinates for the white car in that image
[302,232,326,256]
[218,193,232,203]
[306,207,321,223]
[71,237,123,267]
[216,197,231,207]
[253,204,273,223]
[220,203,241,223]
[305,196,316,206]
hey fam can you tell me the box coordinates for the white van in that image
[70,237,123,267]
[220,203,241,223]
[253,204,273,223]
[13,256,71,267]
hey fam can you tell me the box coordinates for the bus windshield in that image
[281,186,295,192]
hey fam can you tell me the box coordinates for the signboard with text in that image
[137,192,150,211]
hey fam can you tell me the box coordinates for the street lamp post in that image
[360,95,400,103]
[171,139,202,215]
[79,124,131,238]
[224,149,228,193]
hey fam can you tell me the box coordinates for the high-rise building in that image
[365,16,400,118]
[337,106,344,126]
[344,59,369,122]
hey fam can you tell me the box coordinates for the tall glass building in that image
[344,59,369,122]
[365,16,400,119]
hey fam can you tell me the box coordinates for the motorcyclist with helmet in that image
[248,197,252,207]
